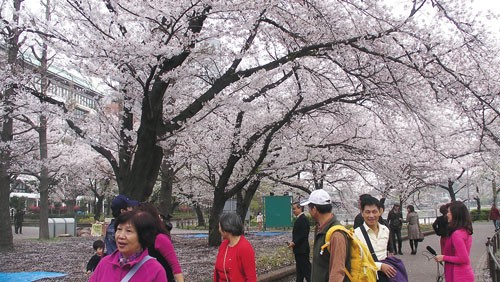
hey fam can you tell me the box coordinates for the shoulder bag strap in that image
[120,255,154,282]
[360,225,378,262]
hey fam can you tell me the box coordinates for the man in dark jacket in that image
[288,201,311,282]
[387,203,403,255]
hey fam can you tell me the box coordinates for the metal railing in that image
[486,230,500,281]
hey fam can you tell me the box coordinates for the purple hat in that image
[111,194,139,214]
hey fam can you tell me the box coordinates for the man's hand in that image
[380,263,397,278]
[287,242,295,249]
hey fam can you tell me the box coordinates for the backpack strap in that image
[120,255,154,282]
[321,225,354,282]
[360,225,378,262]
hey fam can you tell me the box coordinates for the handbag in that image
[381,256,409,282]
[416,228,424,242]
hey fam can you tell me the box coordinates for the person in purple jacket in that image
[138,202,184,282]
[434,201,474,282]
[89,210,167,282]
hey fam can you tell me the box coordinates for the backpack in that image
[320,225,378,282]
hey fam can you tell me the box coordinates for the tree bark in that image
[0,0,22,251]
[38,115,50,239]
[158,155,174,217]
[194,203,205,227]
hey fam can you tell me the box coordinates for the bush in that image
[470,209,490,221]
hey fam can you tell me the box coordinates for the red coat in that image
[489,207,500,220]
[214,235,257,282]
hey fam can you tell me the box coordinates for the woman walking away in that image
[434,201,474,282]
[138,202,184,282]
[406,205,420,255]
[214,212,257,282]
[432,204,449,252]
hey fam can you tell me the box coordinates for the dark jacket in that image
[353,213,364,229]
[432,215,448,237]
[292,213,310,254]
[312,216,348,282]
[86,254,105,272]
[387,210,403,230]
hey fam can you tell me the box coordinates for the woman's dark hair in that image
[447,201,473,235]
[114,210,158,249]
[407,205,415,212]
[439,204,449,215]
[137,202,169,236]
[219,212,244,236]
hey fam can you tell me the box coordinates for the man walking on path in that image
[14,209,24,234]
[387,203,403,255]
[489,204,500,231]
[288,201,311,282]
[301,189,348,281]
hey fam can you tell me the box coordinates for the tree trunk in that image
[0,0,22,251]
[236,179,260,222]
[493,177,498,206]
[194,203,205,227]
[208,193,227,246]
[94,194,104,221]
[38,114,50,239]
[158,156,174,217]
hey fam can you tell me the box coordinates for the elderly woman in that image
[89,210,167,282]
[214,212,257,282]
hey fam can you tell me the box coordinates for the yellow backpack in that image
[320,225,378,282]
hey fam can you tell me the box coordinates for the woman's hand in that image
[434,255,444,262]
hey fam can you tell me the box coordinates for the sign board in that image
[91,223,104,237]
[264,195,292,228]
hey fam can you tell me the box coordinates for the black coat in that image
[292,213,310,254]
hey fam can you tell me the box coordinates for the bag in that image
[321,225,378,282]
[416,229,424,242]
[381,256,409,282]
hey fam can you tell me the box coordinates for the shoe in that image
[411,250,416,255]
[398,251,403,255]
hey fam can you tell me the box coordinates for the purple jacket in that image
[443,228,474,282]
[89,249,167,282]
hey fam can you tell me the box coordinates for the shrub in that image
[29,206,40,214]
[470,209,489,221]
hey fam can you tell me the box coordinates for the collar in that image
[318,214,335,232]
[296,212,305,217]
[118,249,144,267]
[363,221,379,233]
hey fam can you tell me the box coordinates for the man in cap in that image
[301,189,347,281]
[104,194,139,254]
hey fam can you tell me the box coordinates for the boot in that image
[398,247,403,255]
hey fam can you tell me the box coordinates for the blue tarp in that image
[0,271,67,282]
[252,232,285,236]
[180,233,208,238]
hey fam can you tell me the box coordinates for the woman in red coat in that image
[214,212,257,282]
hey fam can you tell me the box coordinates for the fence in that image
[486,229,500,281]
